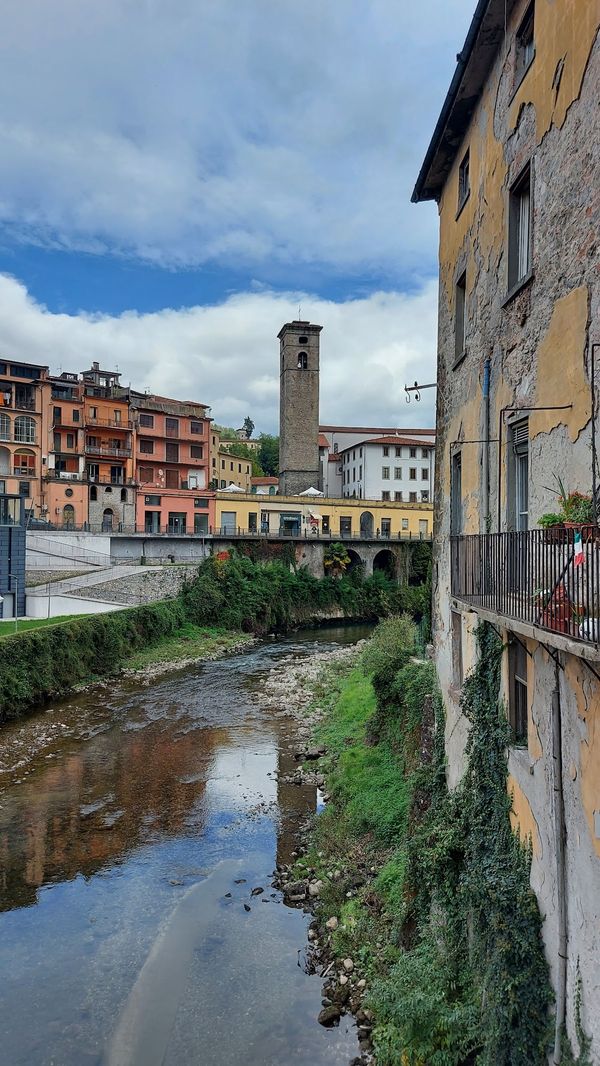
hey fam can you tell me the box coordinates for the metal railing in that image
[85,417,133,429]
[451,528,600,645]
[86,445,132,458]
[22,522,433,541]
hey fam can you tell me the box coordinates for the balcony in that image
[451,529,600,653]
[85,417,132,429]
[86,444,132,458]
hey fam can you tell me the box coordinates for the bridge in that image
[27,529,432,581]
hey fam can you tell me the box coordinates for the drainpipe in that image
[482,358,490,529]
[552,660,567,1064]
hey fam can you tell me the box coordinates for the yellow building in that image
[414,0,600,1054]
[215,491,432,539]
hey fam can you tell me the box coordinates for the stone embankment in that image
[70,564,200,605]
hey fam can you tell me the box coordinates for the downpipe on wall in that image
[552,659,568,1064]
[482,358,490,527]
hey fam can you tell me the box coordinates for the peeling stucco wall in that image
[430,1,600,1053]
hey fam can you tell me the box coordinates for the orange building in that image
[125,391,214,534]
[45,373,87,528]
[81,364,136,531]
[0,356,48,519]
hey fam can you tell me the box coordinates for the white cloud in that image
[0,273,438,432]
[0,0,473,275]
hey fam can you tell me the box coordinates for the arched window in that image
[297,351,308,370]
[120,488,127,502]
[13,449,35,476]
[0,445,10,475]
[90,485,97,502]
[0,413,10,441]
[102,508,114,532]
[63,504,75,529]
[14,416,36,443]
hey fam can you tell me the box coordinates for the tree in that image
[258,433,279,476]
[243,416,255,439]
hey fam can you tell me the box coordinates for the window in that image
[53,432,61,451]
[120,488,127,502]
[515,2,535,84]
[395,447,401,457]
[238,463,242,473]
[230,462,234,471]
[113,409,121,423]
[394,491,403,501]
[191,445,204,459]
[509,418,529,531]
[299,335,308,344]
[53,406,62,423]
[422,448,428,459]
[451,452,462,535]
[340,516,352,536]
[89,406,97,419]
[194,497,208,508]
[190,420,203,435]
[402,518,409,530]
[87,463,99,480]
[139,438,154,454]
[359,447,363,457]
[458,149,470,211]
[165,469,178,488]
[165,442,179,463]
[297,351,308,369]
[382,490,390,501]
[409,468,417,480]
[421,490,430,502]
[409,447,417,458]
[422,468,429,480]
[73,410,80,423]
[13,450,35,476]
[89,485,97,501]
[139,467,154,483]
[383,446,389,457]
[0,413,9,440]
[67,433,74,449]
[221,459,225,469]
[14,415,35,443]
[508,638,528,743]
[220,479,226,488]
[394,467,402,479]
[18,480,30,497]
[166,417,179,437]
[194,513,209,534]
[409,492,417,502]
[139,413,154,428]
[248,512,257,533]
[455,271,466,361]
[451,611,463,687]
[508,163,532,290]
[382,466,390,479]
[381,519,391,538]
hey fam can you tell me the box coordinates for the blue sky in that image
[0,0,474,432]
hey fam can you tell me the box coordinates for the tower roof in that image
[277,320,323,339]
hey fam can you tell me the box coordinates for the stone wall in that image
[70,564,200,606]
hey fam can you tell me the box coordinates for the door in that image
[220,511,237,534]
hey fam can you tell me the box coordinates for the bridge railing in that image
[26,523,432,541]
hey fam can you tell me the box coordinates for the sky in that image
[0,0,475,433]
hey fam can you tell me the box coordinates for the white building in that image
[339,435,434,502]
[318,424,435,499]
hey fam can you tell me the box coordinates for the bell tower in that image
[278,320,322,496]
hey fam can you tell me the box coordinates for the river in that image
[0,625,371,1066]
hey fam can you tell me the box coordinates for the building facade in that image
[82,364,136,531]
[339,435,434,502]
[279,320,322,495]
[45,373,87,529]
[414,0,600,1054]
[0,357,49,518]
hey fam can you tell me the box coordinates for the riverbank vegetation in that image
[294,617,553,1065]
[0,550,430,721]
[121,623,253,672]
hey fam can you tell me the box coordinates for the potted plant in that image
[544,475,596,536]
[538,512,564,542]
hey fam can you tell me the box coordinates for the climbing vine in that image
[371,622,553,1065]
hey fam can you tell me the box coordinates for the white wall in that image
[340,441,434,502]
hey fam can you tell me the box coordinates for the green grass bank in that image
[292,617,556,1066]
[0,550,430,722]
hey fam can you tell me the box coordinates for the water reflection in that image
[0,627,367,1065]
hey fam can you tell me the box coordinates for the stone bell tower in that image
[278,320,322,496]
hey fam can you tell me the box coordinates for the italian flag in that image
[574,530,585,567]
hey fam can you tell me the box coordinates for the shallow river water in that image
[0,625,370,1066]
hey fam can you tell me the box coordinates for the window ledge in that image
[501,269,534,308]
[452,349,467,370]
[455,189,470,221]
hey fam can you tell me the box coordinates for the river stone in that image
[326,916,338,931]
[318,1005,341,1027]
[308,880,323,898]
[339,974,349,986]
[284,880,306,901]
[357,978,367,990]
[250,886,264,896]
[342,958,354,972]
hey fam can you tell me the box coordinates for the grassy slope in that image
[0,614,91,636]
[122,622,253,671]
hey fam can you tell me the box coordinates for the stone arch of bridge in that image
[373,547,397,578]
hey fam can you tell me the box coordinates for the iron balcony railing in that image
[85,417,133,429]
[86,444,132,458]
[451,528,600,645]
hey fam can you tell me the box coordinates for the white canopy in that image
[297,486,324,496]
[221,483,245,492]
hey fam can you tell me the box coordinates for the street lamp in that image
[0,573,20,632]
